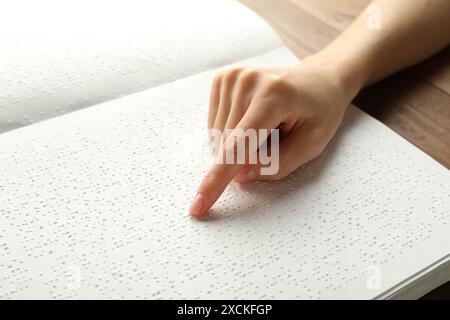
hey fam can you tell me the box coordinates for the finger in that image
[212,68,241,134]
[234,122,325,182]
[220,69,257,145]
[207,73,222,130]
[190,100,283,219]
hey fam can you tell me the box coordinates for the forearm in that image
[303,0,450,97]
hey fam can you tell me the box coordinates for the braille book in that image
[0,0,449,299]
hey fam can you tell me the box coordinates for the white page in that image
[0,48,449,299]
[0,0,281,132]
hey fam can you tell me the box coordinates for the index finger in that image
[189,101,281,219]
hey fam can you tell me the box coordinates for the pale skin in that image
[190,0,450,219]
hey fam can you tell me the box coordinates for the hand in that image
[189,0,450,219]
[189,58,361,219]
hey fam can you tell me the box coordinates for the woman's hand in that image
[189,0,450,219]
[189,58,362,219]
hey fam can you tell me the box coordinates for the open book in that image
[0,1,449,299]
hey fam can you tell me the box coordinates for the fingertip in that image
[189,193,209,219]
[191,211,210,221]
[189,193,204,215]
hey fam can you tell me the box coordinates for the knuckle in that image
[231,66,245,73]
[263,77,288,94]
[222,68,242,86]
[227,67,244,77]
[232,69,260,105]
[256,77,293,109]
[254,84,290,116]
[239,68,259,82]
[213,71,225,84]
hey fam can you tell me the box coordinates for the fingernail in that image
[189,193,205,217]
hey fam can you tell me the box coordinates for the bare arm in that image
[308,0,450,92]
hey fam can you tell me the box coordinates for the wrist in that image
[300,51,368,101]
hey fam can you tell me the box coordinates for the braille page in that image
[1,48,449,299]
[0,0,282,132]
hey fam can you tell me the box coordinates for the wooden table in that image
[240,0,450,299]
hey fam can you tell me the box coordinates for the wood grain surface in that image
[240,0,450,299]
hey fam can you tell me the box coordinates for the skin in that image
[189,0,450,219]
